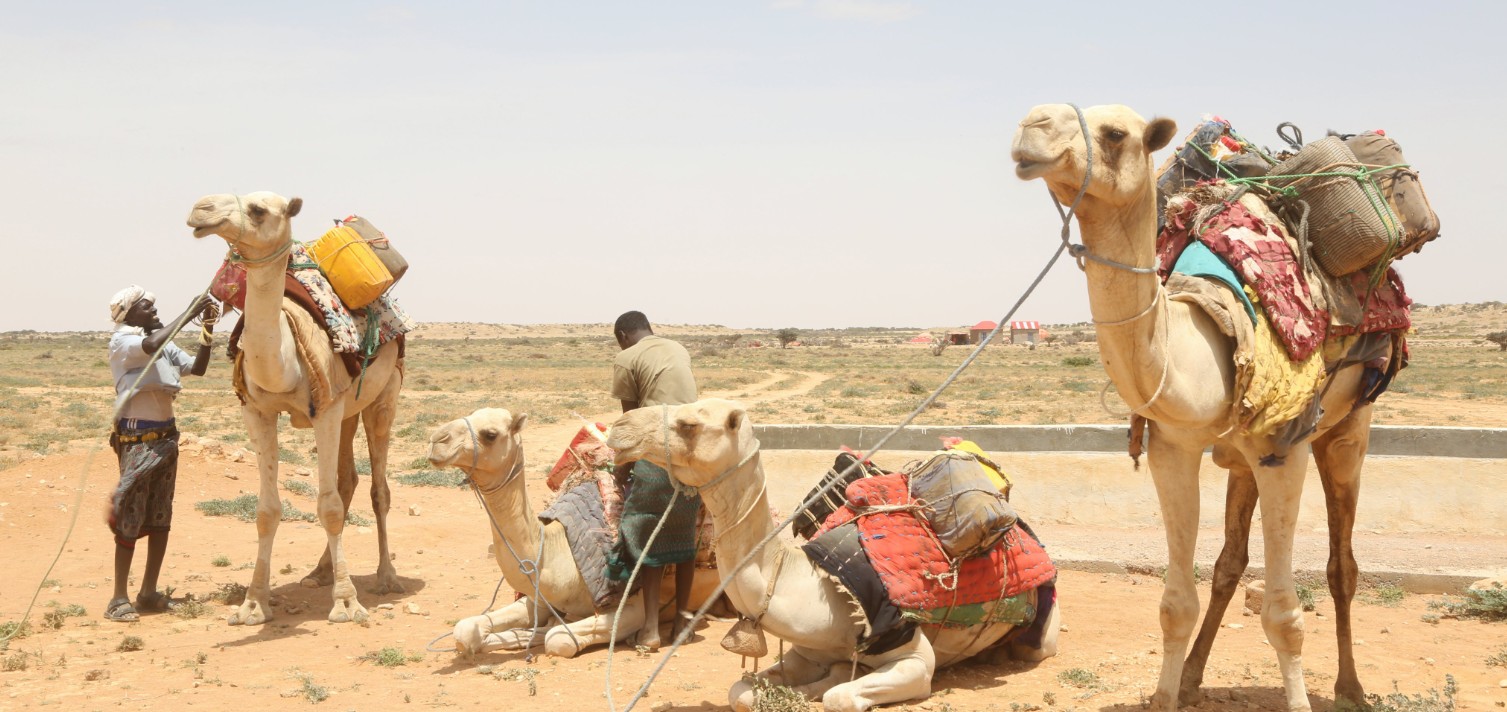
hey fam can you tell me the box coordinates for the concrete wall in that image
[752,424,1507,459]
[752,424,1507,537]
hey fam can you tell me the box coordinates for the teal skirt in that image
[607,460,702,579]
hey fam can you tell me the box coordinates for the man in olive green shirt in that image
[606,311,700,650]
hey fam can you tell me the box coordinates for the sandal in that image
[134,591,184,613]
[104,597,139,622]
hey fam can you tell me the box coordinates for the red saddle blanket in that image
[813,473,1055,611]
[1158,196,1411,361]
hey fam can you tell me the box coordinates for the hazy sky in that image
[2,1,1502,332]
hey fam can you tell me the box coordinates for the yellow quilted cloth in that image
[1239,287,1324,437]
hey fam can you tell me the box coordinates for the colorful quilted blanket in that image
[810,473,1055,619]
[1158,191,1328,361]
[1157,185,1412,359]
[539,478,623,609]
[287,243,413,356]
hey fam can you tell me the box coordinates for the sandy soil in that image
[3,427,1506,712]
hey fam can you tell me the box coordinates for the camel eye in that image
[675,420,700,434]
[479,428,499,442]
[1105,128,1128,142]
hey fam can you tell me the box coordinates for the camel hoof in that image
[1334,682,1368,711]
[227,600,270,626]
[822,688,874,712]
[1178,683,1204,707]
[301,569,334,588]
[369,575,405,595]
[728,681,756,712]
[1147,690,1177,712]
[327,600,369,624]
[453,617,486,655]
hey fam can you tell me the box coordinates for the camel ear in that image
[510,413,528,434]
[1145,117,1178,154]
[286,196,303,217]
[725,406,745,433]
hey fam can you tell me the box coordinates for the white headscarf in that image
[109,285,155,324]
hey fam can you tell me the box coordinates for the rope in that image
[3,282,213,650]
[614,162,1083,710]
[604,407,692,711]
[457,417,582,654]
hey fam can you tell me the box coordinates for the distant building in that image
[906,334,934,346]
[968,320,998,344]
[1010,321,1041,344]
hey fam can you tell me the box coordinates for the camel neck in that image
[693,453,785,613]
[474,455,543,575]
[238,251,298,391]
[1077,181,1170,415]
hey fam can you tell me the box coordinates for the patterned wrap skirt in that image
[109,420,179,547]
[606,460,702,580]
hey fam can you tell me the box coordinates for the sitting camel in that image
[427,408,720,657]
[1013,104,1398,710]
[608,399,1060,712]
[187,192,404,625]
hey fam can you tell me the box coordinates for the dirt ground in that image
[4,413,1506,711]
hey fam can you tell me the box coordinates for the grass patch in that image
[396,471,467,487]
[1296,582,1318,612]
[207,582,247,606]
[293,671,331,703]
[1485,645,1507,668]
[172,598,216,620]
[495,666,541,696]
[3,651,30,671]
[211,555,232,567]
[359,647,424,667]
[741,672,806,712]
[0,620,31,644]
[1367,583,1406,607]
[42,603,86,629]
[196,495,316,523]
[1057,667,1102,689]
[117,635,145,652]
[278,446,305,464]
[1061,355,1095,367]
[284,480,316,497]
[1429,582,1507,621]
[1360,674,1456,712]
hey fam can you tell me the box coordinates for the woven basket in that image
[1268,137,1399,276]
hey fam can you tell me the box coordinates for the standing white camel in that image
[186,192,404,625]
[427,407,721,657]
[1012,104,1387,711]
[608,399,1059,712]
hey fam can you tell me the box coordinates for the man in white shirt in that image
[104,285,216,622]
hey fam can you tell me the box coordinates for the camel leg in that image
[1311,404,1372,707]
[541,595,648,658]
[363,374,403,594]
[1009,584,1062,662]
[821,633,935,712]
[1145,427,1205,712]
[304,415,359,588]
[312,408,367,623]
[229,407,281,626]
[1252,453,1313,712]
[454,598,547,655]
[728,647,837,711]
[1180,465,1258,706]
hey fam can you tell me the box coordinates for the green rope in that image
[352,307,381,399]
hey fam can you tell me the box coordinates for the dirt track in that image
[4,431,1506,711]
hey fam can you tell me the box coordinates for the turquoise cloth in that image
[1173,240,1258,325]
[606,460,703,579]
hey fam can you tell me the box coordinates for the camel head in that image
[186,191,303,260]
[607,399,756,488]
[1011,104,1177,208]
[427,408,528,483]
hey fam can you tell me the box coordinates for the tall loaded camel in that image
[186,192,405,625]
[608,399,1060,712]
[427,408,721,657]
[1013,105,1381,711]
